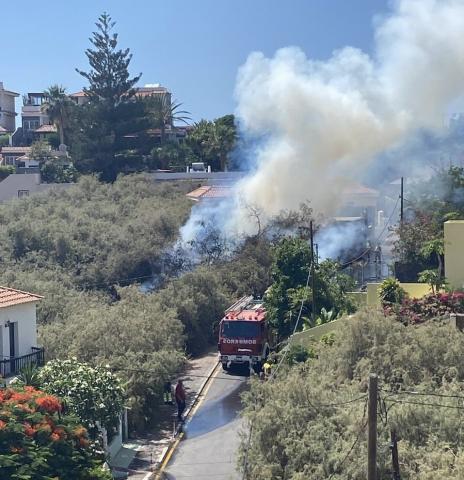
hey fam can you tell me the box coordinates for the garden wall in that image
[366,282,432,307]
[445,220,464,290]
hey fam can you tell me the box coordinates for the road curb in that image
[182,359,220,424]
[150,358,220,479]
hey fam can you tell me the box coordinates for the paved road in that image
[162,365,249,480]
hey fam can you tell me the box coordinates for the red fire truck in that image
[218,296,271,372]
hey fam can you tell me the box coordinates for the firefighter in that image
[163,379,173,405]
[175,379,186,422]
[263,360,272,379]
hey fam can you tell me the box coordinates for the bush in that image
[379,277,407,306]
[0,165,14,180]
[0,386,111,479]
[0,135,9,147]
[396,292,464,323]
[239,312,464,479]
[285,344,314,364]
[39,287,186,430]
[0,174,192,288]
[40,160,79,183]
[38,359,125,438]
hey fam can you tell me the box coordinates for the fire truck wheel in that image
[222,363,229,371]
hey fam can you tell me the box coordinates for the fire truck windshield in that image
[222,321,260,338]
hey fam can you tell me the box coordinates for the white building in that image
[0,286,44,378]
[0,82,19,133]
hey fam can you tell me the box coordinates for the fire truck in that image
[218,296,271,372]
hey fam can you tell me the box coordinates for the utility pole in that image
[309,220,316,325]
[367,374,378,480]
[400,177,404,224]
[390,429,401,480]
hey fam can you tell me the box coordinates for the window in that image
[221,321,260,338]
[17,190,29,198]
[23,119,40,132]
[29,95,45,106]
[4,156,17,166]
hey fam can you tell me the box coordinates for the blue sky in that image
[3,0,390,121]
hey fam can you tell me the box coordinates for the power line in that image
[328,397,368,479]
[110,366,244,382]
[380,388,464,401]
[270,260,312,379]
[307,394,368,410]
[386,398,464,411]
[78,274,155,289]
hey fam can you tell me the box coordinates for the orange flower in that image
[50,432,60,442]
[6,391,34,404]
[53,427,66,440]
[0,420,6,430]
[35,395,62,414]
[24,422,36,437]
[10,447,23,453]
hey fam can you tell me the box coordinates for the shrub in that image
[397,292,464,324]
[378,277,407,306]
[38,359,125,438]
[0,135,9,147]
[239,312,464,480]
[418,268,446,294]
[0,386,111,479]
[0,165,14,180]
[286,344,313,364]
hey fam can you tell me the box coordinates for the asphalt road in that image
[162,365,249,480]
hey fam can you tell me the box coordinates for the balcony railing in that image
[0,347,45,378]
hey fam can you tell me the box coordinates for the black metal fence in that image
[0,347,45,378]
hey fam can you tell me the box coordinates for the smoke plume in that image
[182,0,464,244]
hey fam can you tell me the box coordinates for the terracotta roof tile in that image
[186,185,233,200]
[69,91,87,97]
[0,147,31,154]
[34,124,57,133]
[0,287,43,308]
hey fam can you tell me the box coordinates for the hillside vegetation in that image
[240,312,464,479]
[0,175,273,427]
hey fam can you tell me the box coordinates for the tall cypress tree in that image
[73,13,148,181]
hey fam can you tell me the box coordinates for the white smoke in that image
[316,221,366,262]
[182,0,464,244]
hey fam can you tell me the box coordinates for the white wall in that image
[0,303,38,358]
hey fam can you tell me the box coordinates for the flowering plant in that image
[38,358,125,439]
[0,386,111,479]
[386,292,464,324]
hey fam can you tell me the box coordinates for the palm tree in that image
[145,93,190,143]
[187,116,237,171]
[212,115,237,171]
[41,85,74,146]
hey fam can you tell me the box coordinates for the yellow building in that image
[444,220,464,290]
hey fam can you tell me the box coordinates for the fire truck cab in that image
[218,296,270,372]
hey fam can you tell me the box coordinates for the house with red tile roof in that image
[0,286,44,379]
